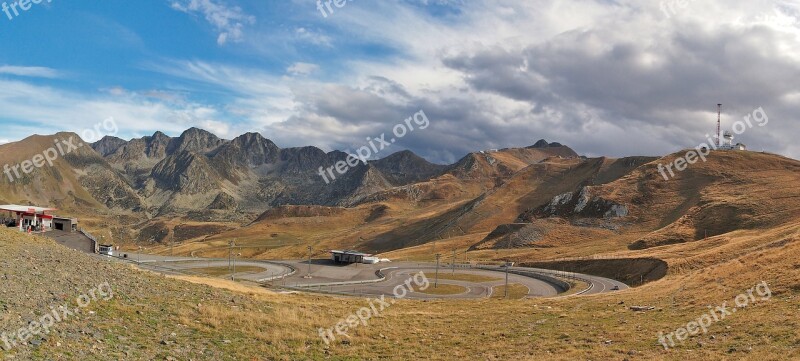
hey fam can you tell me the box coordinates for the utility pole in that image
[305,245,313,279]
[435,254,441,289]
[170,234,174,256]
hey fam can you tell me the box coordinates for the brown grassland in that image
[2,149,800,359]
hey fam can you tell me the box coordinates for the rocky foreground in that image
[0,228,345,360]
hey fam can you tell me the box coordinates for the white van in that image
[98,245,114,256]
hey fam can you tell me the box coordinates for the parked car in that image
[611,285,620,291]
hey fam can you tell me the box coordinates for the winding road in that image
[110,253,628,299]
[110,252,294,283]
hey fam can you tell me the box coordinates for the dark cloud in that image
[251,1,800,164]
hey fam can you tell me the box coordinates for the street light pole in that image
[435,254,441,289]
[228,240,234,271]
[505,227,514,299]
[232,252,240,281]
[504,261,510,299]
[305,245,313,279]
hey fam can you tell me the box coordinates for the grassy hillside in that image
[2,221,799,360]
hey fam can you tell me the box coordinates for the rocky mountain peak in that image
[372,150,448,186]
[167,127,226,155]
[92,136,128,157]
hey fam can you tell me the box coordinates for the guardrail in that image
[255,261,297,282]
[475,266,571,293]
[532,269,595,297]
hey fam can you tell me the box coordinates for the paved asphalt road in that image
[296,267,562,300]
[496,266,629,296]
[43,230,95,254]
[111,254,628,299]
[108,252,294,283]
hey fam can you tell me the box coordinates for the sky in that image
[0,0,798,164]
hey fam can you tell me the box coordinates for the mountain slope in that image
[0,132,142,215]
[507,150,800,252]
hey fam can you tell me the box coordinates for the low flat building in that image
[52,216,78,232]
[330,250,372,264]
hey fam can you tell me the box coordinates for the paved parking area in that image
[42,230,94,253]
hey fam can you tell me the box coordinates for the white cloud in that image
[287,62,319,76]
[7,0,800,163]
[0,65,60,79]
[0,78,228,142]
[294,27,332,47]
[199,119,231,137]
[254,0,800,161]
[148,60,299,130]
[170,0,255,45]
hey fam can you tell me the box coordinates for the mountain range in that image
[0,128,576,222]
[2,127,799,259]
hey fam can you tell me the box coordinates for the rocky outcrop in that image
[518,186,629,221]
[208,192,237,210]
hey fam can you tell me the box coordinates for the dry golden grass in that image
[5,147,800,359]
[3,210,800,359]
[190,265,266,276]
[490,283,529,299]
[419,284,469,295]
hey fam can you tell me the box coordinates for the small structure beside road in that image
[330,250,371,264]
[329,250,386,264]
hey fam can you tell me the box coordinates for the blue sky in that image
[0,0,799,163]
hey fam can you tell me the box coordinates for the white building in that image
[718,131,747,151]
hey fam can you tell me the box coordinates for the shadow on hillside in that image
[521,257,668,287]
